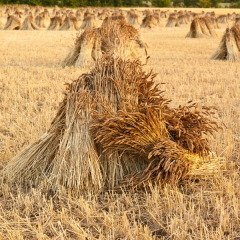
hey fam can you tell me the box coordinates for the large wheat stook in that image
[1,58,223,195]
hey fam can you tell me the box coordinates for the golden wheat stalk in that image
[92,106,222,188]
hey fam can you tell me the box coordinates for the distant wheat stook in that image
[1,56,223,195]
[63,16,148,68]
[212,23,240,61]
[186,17,217,38]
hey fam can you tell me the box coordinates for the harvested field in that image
[0,7,239,240]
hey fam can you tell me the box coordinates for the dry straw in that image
[63,16,148,68]
[186,17,217,38]
[1,57,223,195]
[165,14,179,27]
[212,23,240,61]
[35,13,46,28]
[127,11,140,27]
[48,12,62,30]
[59,13,80,31]
[141,14,159,28]
[21,14,39,30]
[80,13,96,30]
[4,15,21,30]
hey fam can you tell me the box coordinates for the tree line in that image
[0,0,239,8]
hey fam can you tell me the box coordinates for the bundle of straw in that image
[165,14,179,27]
[212,23,240,61]
[21,14,39,30]
[63,16,148,68]
[186,17,217,38]
[141,14,159,28]
[1,58,223,195]
[4,15,21,30]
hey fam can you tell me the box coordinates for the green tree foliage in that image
[0,0,238,7]
[210,0,220,7]
[181,0,222,7]
[0,0,159,6]
[152,0,171,6]
[197,0,211,7]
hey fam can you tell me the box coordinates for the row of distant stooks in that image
[1,16,224,196]
[0,5,239,30]
[184,14,240,60]
[0,6,239,60]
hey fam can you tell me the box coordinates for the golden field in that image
[0,8,240,239]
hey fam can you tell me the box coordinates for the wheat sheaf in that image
[1,57,224,196]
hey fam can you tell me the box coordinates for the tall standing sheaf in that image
[63,16,148,68]
[186,17,217,38]
[1,58,222,195]
[212,23,240,61]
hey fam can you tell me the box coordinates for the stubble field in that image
[0,8,239,240]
